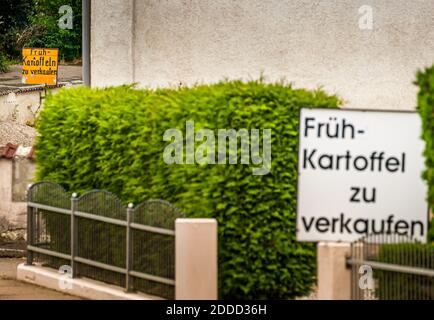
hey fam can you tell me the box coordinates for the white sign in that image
[296,108,428,243]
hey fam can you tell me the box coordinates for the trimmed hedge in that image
[415,66,434,243]
[36,80,340,299]
[416,66,434,209]
[375,243,434,299]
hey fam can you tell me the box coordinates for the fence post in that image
[125,203,134,292]
[26,184,33,265]
[71,193,78,278]
[317,242,352,300]
[175,218,218,300]
[26,207,34,265]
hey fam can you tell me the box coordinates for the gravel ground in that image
[0,121,37,146]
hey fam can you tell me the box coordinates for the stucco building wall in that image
[90,0,434,110]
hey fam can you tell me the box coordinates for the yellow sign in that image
[22,48,59,85]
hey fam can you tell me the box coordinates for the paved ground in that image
[0,258,82,300]
[0,64,82,86]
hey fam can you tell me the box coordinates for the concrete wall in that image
[91,0,135,87]
[0,159,35,231]
[91,0,434,110]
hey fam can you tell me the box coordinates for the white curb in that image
[17,263,164,300]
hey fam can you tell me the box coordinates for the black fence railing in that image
[347,233,434,300]
[26,181,184,299]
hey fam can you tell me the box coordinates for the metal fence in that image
[347,233,434,300]
[26,181,184,299]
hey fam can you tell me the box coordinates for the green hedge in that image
[0,52,8,73]
[415,66,434,243]
[375,243,434,300]
[36,80,340,299]
[416,66,434,209]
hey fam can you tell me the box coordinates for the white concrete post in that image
[175,218,218,300]
[317,242,352,300]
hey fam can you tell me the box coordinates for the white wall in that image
[91,0,134,87]
[91,0,434,110]
[0,159,35,230]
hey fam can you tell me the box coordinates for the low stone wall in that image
[0,91,41,126]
